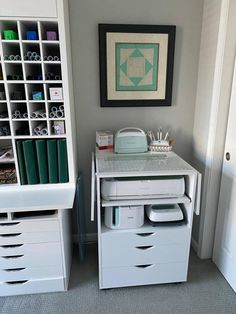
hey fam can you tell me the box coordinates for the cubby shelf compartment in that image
[0,139,14,164]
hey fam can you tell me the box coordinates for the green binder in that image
[57,139,69,183]
[47,139,58,183]
[22,140,39,184]
[36,140,49,184]
[16,140,27,185]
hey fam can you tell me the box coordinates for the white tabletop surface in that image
[95,151,196,176]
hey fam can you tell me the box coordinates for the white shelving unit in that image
[0,0,77,296]
[91,151,201,289]
[0,0,77,210]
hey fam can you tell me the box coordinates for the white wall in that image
[68,0,204,234]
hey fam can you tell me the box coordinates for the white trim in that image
[198,0,230,258]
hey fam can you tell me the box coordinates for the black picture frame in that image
[99,23,176,107]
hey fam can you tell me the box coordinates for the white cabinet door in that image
[213,56,236,292]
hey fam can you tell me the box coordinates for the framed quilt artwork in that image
[99,24,176,107]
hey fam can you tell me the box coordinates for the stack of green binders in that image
[16,139,69,185]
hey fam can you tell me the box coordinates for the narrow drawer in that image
[101,242,189,267]
[0,264,63,281]
[101,225,190,248]
[0,242,62,268]
[0,231,60,245]
[0,220,59,234]
[101,262,187,289]
[0,242,60,256]
[0,278,65,297]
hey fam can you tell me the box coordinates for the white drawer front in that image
[102,262,187,289]
[0,242,62,268]
[101,242,189,267]
[0,231,60,245]
[0,278,64,297]
[0,220,59,234]
[0,264,63,281]
[0,242,59,256]
[101,225,190,248]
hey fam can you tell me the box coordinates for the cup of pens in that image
[147,128,173,152]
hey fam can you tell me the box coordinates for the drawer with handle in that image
[0,220,59,234]
[0,230,60,245]
[0,278,65,297]
[101,262,187,289]
[101,242,189,267]
[101,225,190,248]
[0,264,63,281]
[0,242,62,268]
[0,242,61,257]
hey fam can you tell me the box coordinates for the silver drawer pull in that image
[0,244,24,249]
[0,233,21,237]
[5,280,28,285]
[135,264,153,269]
[4,268,26,272]
[2,255,24,259]
[0,222,20,227]
[135,245,154,250]
[136,232,155,237]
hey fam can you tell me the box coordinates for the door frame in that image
[193,0,236,259]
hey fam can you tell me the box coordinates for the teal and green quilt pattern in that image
[116,43,159,91]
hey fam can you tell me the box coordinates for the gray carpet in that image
[1,244,236,314]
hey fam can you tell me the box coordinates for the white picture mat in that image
[106,32,168,100]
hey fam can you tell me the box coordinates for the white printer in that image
[101,176,185,200]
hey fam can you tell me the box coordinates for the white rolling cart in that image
[0,0,77,296]
[91,151,201,289]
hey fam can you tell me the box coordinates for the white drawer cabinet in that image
[0,209,71,296]
[92,151,201,289]
[101,226,190,268]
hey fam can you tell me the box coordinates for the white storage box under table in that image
[91,151,201,289]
